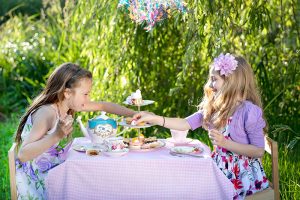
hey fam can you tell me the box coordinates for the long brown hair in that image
[199,56,267,132]
[15,63,92,144]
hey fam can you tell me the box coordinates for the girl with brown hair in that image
[15,63,135,199]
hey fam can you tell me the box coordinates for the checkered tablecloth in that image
[46,137,234,200]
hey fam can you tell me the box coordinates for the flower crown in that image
[212,53,238,76]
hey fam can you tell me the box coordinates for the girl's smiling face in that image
[209,73,224,93]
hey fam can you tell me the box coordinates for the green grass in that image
[1,115,299,199]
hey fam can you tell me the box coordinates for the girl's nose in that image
[209,82,214,89]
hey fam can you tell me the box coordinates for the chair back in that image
[265,136,280,200]
[246,136,280,200]
[8,142,18,200]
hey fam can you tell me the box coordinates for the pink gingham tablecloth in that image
[46,137,234,200]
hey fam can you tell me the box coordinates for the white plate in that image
[129,140,165,152]
[170,146,204,155]
[166,138,193,145]
[123,100,155,106]
[72,143,103,152]
[119,121,153,128]
[102,148,129,157]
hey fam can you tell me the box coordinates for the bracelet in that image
[162,116,165,127]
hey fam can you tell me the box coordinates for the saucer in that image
[166,138,193,145]
[72,143,103,152]
[102,148,129,157]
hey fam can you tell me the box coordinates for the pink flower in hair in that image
[212,53,238,76]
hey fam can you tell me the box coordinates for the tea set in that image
[76,112,127,156]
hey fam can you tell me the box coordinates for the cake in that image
[126,89,143,105]
[141,137,160,149]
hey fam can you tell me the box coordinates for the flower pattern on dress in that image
[16,111,72,200]
[211,118,269,199]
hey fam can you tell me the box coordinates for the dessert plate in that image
[129,140,165,152]
[119,121,153,128]
[72,143,103,152]
[170,146,204,157]
[102,148,129,157]
[166,138,193,145]
[123,100,155,106]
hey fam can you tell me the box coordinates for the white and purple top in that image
[186,100,266,148]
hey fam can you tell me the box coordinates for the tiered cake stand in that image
[119,99,155,137]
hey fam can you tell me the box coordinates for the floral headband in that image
[212,53,238,76]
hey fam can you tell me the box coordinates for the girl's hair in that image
[200,56,267,132]
[15,63,92,144]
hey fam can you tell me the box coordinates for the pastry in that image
[125,117,146,126]
[138,133,145,142]
[125,117,133,124]
[123,138,130,147]
[129,137,142,150]
[144,136,157,144]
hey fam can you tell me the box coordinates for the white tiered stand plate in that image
[122,100,155,106]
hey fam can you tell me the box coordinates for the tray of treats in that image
[123,89,155,106]
[123,136,165,152]
[119,117,153,128]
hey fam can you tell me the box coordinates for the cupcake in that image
[129,137,142,150]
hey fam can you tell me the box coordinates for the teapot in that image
[76,112,117,144]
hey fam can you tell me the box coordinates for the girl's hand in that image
[208,129,227,148]
[133,111,159,125]
[55,115,74,139]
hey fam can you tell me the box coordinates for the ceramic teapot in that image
[77,112,117,144]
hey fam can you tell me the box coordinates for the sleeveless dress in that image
[211,118,269,199]
[15,105,72,200]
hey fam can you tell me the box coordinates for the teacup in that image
[170,129,189,143]
[104,137,126,151]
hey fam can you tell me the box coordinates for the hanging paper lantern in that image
[118,0,187,31]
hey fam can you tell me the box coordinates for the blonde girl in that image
[15,63,135,199]
[133,53,269,199]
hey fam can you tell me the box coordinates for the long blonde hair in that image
[15,63,92,144]
[199,56,266,131]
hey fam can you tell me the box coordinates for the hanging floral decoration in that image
[118,0,187,31]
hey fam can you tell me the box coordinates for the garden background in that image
[0,0,299,199]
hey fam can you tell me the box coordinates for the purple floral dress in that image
[211,118,269,199]
[16,105,72,200]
